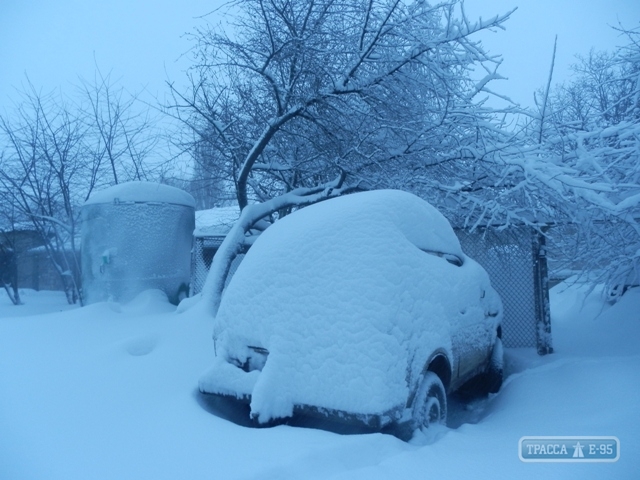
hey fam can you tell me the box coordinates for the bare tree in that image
[0,76,160,304]
[0,85,87,303]
[536,28,640,294]
[169,0,514,205]
[79,69,158,185]
[168,0,519,313]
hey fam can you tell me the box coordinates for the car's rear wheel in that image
[412,371,447,431]
[484,337,504,394]
[456,337,504,397]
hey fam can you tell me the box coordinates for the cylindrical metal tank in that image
[81,181,195,305]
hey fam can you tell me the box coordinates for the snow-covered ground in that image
[1,282,638,479]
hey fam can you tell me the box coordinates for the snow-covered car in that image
[199,189,503,438]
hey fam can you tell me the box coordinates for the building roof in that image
[194,205,241,238]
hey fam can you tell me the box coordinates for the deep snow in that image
[0,281,638,479]
[194,206,240,237]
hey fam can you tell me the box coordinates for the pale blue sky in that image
[464,0,640,106]
[0,0,214,104]
[1,0,639,109]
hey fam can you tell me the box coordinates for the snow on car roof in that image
[84,181,196,207]
[211,190,483,421]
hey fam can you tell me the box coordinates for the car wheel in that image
[412,371,447,431]
[484,337,504,394]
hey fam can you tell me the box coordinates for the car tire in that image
[484,337,504,394]
[412,371,447,431]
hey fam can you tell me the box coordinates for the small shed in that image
[0,225,67,292]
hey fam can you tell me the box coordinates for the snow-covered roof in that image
[0,221,35,233]
[194,206,241,237]
[84,181,196,208]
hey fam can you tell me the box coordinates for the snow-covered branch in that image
[201,173,351,315]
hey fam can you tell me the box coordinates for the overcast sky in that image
[1,0,639,110]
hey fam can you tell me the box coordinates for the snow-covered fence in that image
[192,225,552,355]
[457,227,552,354]
[191,236,218,296]
[191,236,245,297]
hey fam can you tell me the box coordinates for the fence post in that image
[533,229,553,355]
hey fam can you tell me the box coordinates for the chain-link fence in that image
[192,225,553,355]
[457,227,552,354]
[190,236,245,296]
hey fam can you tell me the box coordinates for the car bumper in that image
[198,357,404,431]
